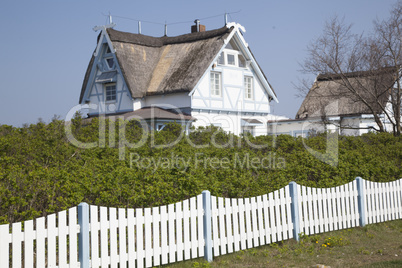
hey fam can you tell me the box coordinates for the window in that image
[106,58,115,69]
[227,54,236,65]
[238,54,246,68]
[105,84,116,102]
[106,46,112,54]
[242,126,254,136]
[156,123,165,131]
[217,52,225,65]
[244,76,253,100]
[210,72,222,97]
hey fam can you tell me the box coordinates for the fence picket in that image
[238,198,246,250]
[118,208,127,267]
[152,206,161,265]
[24,220,33,268]
[90,206,100,267]
[183,199,190,260]
[127,208,135,267]
[256,195,265,245]
[218,197,226,255]
[340,185,347,229]
[232,198,240,252]
[344,184,351,229]
[0,224,9,268]
[251,197,259,247]
[11,222,22,268]
[69,207,78,267]
[36,217,45,267]
[136,208,145,268]
[280,188,288,240]
[263,194,271,244]
[100,207,109,267]
[225,198,233,253]
[47,214,56,267]
[160,205,168,265]
[244,198,253,248]
[268,192,277,243]
[285,186,293,239]
[168,204,176,263]
[176,202,183,261]
[274,190,283,241]
[197,194,204,257]
[190,197,198,258]
[144,208,152,267]
[211,196,219,256]
[58,210,67,267]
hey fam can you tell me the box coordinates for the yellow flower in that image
[316,241,318,244]
[327,243,330,245]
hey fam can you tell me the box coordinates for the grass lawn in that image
[164,220,402,268]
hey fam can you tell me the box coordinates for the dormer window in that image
[218,52,225,65]
[227,54,236,65]
[216,39,247,68]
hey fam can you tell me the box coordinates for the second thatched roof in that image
[296,68,397,119]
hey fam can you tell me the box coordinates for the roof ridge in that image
[106,26,231,47]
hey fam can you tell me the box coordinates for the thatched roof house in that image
[78,21,278,136]
[296,68,397,119]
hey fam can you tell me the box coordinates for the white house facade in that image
[79,21,278,136]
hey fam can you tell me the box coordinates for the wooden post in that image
[202,190,213,262]
[78,203,90,268]
[356,177,367,227]
[289,181,301,241]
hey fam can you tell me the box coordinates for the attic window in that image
[217,52,225,65]
[106,46,112,54]
[238,54,246,68]
[106,58,115,69]
[227,54,236,65]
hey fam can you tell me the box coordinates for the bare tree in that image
[299,2,402,136]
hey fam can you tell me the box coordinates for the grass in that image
[163,220,402,268]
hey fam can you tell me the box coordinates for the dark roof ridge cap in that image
[106,26,231,47]
[317,66,398,81]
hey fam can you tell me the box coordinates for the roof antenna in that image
[224,12,228,25]
[108,12,113,24]
[138,21,142,34]
[164,22,168,36]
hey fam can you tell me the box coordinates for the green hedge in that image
[0,119,400,224]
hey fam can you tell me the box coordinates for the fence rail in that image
[0,177,401,267]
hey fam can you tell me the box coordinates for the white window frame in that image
[210,72,222,97]
[242,126,254,136]
[105,83,117,102]
[244,76,254,100]
[227,53,236,66]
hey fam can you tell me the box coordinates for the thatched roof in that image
[80,26,232,103]
[296,68,397,119]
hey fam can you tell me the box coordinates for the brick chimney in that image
[191,19,206,33]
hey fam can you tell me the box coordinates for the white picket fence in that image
[0,177,401,267]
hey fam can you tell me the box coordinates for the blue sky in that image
[0,0,397,126]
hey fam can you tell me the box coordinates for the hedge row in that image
[0,118,400,224]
